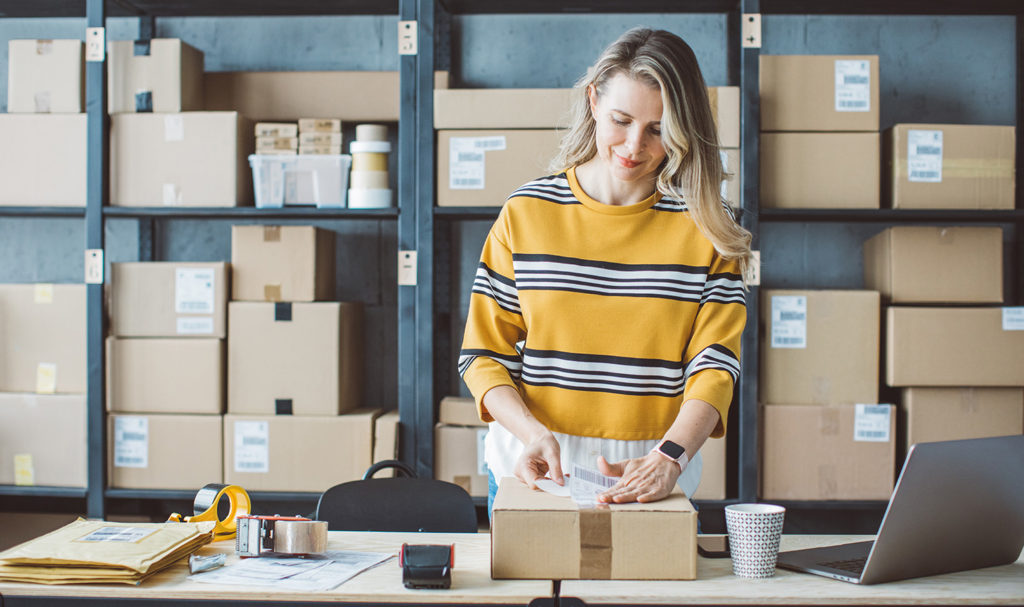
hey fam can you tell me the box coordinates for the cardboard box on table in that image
[0,114,86,206]
[107,38,203,113]
[108,262,228,339]
[230,225,335,302]
[760,132,880,209]
[491,477,697,580]
[0,284,86,394]
[227,301,362,416]
[902,388,1023,453]
[223,409,379,492]
[106,337,224,414]
[760,403,896,501]
[760,55,879,132]
[863,226,1003,304]
[0,393,86,487]
[108,413,222,489]
[7,39,84,113]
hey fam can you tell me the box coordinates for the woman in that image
[459,27,752,515]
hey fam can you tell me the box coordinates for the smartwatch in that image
[652,439,686,470]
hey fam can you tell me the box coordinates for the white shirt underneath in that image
[484,421,703,498]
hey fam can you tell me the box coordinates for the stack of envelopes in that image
[0,519,214,585]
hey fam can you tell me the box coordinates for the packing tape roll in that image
[348,188,393,209]
[355,124,388,142]
[350,170,389,189]
[274,520,329,555]
[352,152,389,171]
[350,140,392,154]
[168,483,252,542]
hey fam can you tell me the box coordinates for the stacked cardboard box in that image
[107,38,253,207]
[760,55,880,208]
[106,263,228,489]
[255,122,298,155]
[299,118,342,155]
[0,285,87,487]
[865,227,1024,454]
[759,289,896,500]
[434,396,488,497]
[1,40,86,206]
[225,225,373,492]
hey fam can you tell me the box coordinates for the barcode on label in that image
[573,466,616,489]
[837,100,867,108]
[457,152,483,163]
[858,431,886,439]
[915,145,942,155]
[910,171,939,180]
[242,437,266,446]
[121,432,146,441]
[79,527,156,543]
[178,301,208,312]
[843,75,869,85]
[774,337,804,346]
[116,456,145,466]
[778,311,805,321]
[236,461,265,470]
[474,139,505,150]
[860,405,890,415]
[452,178,482,187]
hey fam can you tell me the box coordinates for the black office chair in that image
[314,460,479,533]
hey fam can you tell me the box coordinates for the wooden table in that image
[560,535,1024,606]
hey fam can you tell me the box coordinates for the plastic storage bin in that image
[249,154,351,208]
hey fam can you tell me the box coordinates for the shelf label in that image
[771,295,806,349]
[907,129,943,183]
[449,136,506,190]
[114,416,149,469]
[234,421,269,473]
[1003,307,1024,331]
[175,267,215,314]
[854,404,892,442]
[835,60,871,112]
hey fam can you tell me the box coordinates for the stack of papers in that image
[0,518,214,585]
[190,550,394,592]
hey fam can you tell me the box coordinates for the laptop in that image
[775,434,1024,585]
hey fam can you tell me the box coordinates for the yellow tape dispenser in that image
[168,483,252,542]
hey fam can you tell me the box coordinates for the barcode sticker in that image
[908,129,943,183]
[476,429,488,476]
[569,463,618,506]
[114,416,149,468]
[77,527,157,543]
[835,60,871,112]
[175,267,216,314]
[176,316,214,335]
[771,295,807,349]
[449,136,506,191]
[235,421,269,473]
[854,404,891,443]
[1003,307,1024,331]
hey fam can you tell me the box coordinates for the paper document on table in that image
[189,550,393,592]
[569,464,618,507]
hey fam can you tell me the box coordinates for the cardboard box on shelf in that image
[760,132,880,209]
[0,284,86,394]
[760,290,880,406]
[255,122,297,138]
[110,112,253,207]
[223,410,379,492]
[106,337,224,414]
[434,89,574,129]
[902,388,1023,453]
[691,436,726,501]
[107,38,203,113]
[373,410,400,477]
[0,393,86,487]
[708,86,740,149]
[0,114,86,206]
[230,225,335,302]
[761,403,896,501]
[204,71,449,122]
[439,396,486,427]
[7,39,84,113]
[437,129,563,207]
[760,55,879,132]
[108,262,228,339]
[108,414,222,490]
[298,120,342,134]
[886,307,1024,387]
[434,424,488,497]
[227,302,362,416]
[884,124,1015,210]
[720,148,741,206]
[255,136,298,152]
[863,226,1003,304]
[491,477,697,580]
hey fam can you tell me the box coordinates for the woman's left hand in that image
[596,452,682,503]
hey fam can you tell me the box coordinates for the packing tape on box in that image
[34,284,54,304]
[168,483,252,542]
[347,188,392,209]
[350,170,389,189]
[350,140,392,154]
[262,226,281,242]
[579,507,613,579]
[352,153,389,172]
[355,124,388,142]
[264,284,282,302]
[894,158,1013,179]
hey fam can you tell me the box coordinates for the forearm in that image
[661,398,721,459]
[481,385,550,445]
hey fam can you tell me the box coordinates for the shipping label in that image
[114,416,149,468]
[771,295,807,349]
[854,404,892,442]
[175,267,216,314]
[834,60,871,112]
[1003,307,1024,331]
[449,136,507,190]
[907,129,943,183]
[164,115,185,141]
[234,421,270,473]
[77,527,158,543]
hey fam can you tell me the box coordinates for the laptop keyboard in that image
[821,556,867,575]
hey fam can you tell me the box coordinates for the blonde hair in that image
[551,27,753,278]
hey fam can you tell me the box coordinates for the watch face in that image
[659,440,685,460]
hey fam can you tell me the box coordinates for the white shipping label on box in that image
[854,404,892,443]
[908,130,943,183]
[477,428,488,476]
[771,295,807,349]
[234,421,270,473]
[162,183,182,205]
[79,527,158,543]
[834,60,871,112]
[36,363,57,394]
[164,115,185,142]
[114,416,149,468]
[175,268,216,314]
[449,136,507,190]
[176,316,215,335]
[1003,307,1024,331]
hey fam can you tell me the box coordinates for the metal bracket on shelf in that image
[85,27,105,62]
[399,20,417,56]
[398,250,417,286]
[746,250,761,286]
[741,14,762,49]
[84,249,104,284]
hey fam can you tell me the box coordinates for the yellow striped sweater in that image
[460,166,746,440]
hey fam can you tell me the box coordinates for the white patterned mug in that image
[724,503,786,578]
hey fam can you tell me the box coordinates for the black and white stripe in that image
[683,344,740,383]
[513,253,710,303]
[508,174,579,206]
[654,195,688,213]
[701,272,746,305]
[472,262,521,314]
[458,348,523,380]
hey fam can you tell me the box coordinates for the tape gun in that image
[168,483,252,542]
[235,514,328,558]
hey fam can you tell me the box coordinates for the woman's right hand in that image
[514,431,564,489]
